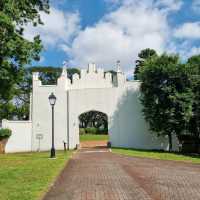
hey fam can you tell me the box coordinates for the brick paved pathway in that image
[43,148,200,200]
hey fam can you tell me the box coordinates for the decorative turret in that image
[61,61,68,77]
[88,63,96,73]
[57,60,70,89]
[116,60,126,87]
[32,72,39,81]
[116,60,122,73]
[32,72,41,87]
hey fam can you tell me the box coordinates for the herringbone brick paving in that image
[43,148,200,200]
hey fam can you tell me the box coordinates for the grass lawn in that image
[80,134,109,141]
[112,148,200,164]
[0,150,73,200]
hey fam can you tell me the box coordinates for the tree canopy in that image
[134,48,157,80]
[0,0,49,120]
[186,55,200,139]
[139,53,194,151]
[79,111,108,131]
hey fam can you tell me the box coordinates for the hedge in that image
[80,127,108,135]
[0,128,12,140]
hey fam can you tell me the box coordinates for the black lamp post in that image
[48,92,56,158]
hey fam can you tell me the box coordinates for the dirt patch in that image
[80,140,107,148]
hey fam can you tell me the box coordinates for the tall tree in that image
[0,0,49,120]
[187,55,200,139]
[139,54,193,151]
[134,48,157,80]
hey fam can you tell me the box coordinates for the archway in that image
[78,110,109,148]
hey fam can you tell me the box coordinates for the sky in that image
[24,0,200,76]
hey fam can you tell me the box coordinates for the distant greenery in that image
[0,128,12,140]
[30,66,80,84]
[136,49,200,152]
[80,134,109,141]
[112,148,200,164]
[79,111,108,135]
[80,127,108,135]
[0,151,72,200]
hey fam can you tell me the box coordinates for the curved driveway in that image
[43,148,200,200]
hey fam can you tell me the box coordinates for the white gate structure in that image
[2,63,178,152]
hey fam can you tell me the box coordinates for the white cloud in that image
[155,0,183,12]
[105,0,183,12]
[168,40,200,60]
[23,0,188,75]
[64,1,170,73]
[192,0,200,13]
[174,22,200,39]
[23,7,80,47]
[187,46,200,57]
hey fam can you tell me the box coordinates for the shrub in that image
[98,129,108,135]
[85,127,98,134]
[79,128,85,135]
[0,128,12,140]
[83,127,108,135]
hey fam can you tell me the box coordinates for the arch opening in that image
[78,110,109,148]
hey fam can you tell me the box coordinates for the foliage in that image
[112,148,200,163]
[139,53,193,151]
[79,111,108,136]
[79,128,86,135]
[0,128,12,140]
[85,127,98,134]
[134,48,157,80]
[83,127,108,135]
[79,111,108,129]
[80,134,109,142]
[30,66,80,84]
[0,151,72,200]
[0,0,49,121]
[186,55,200,139]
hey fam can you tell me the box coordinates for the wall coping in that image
[2,119,32,124]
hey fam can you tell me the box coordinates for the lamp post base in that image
[50,148,56,158]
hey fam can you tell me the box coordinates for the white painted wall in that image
[68,84,172,151]
[2,63,179,152]
[31,74,68,151]
[2,120,32,152]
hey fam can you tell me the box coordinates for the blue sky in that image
[24,0,200,75]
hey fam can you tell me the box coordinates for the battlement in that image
[70,63,125,89]
[32,62,127,90]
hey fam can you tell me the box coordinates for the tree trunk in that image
[168,133,172,152]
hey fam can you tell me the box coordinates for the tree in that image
[0,0,49,121]
[134,48,157,80]
[30,66,80,84]
[187,55,200,139]
[139,54,193,151]
[79,111,108,130]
